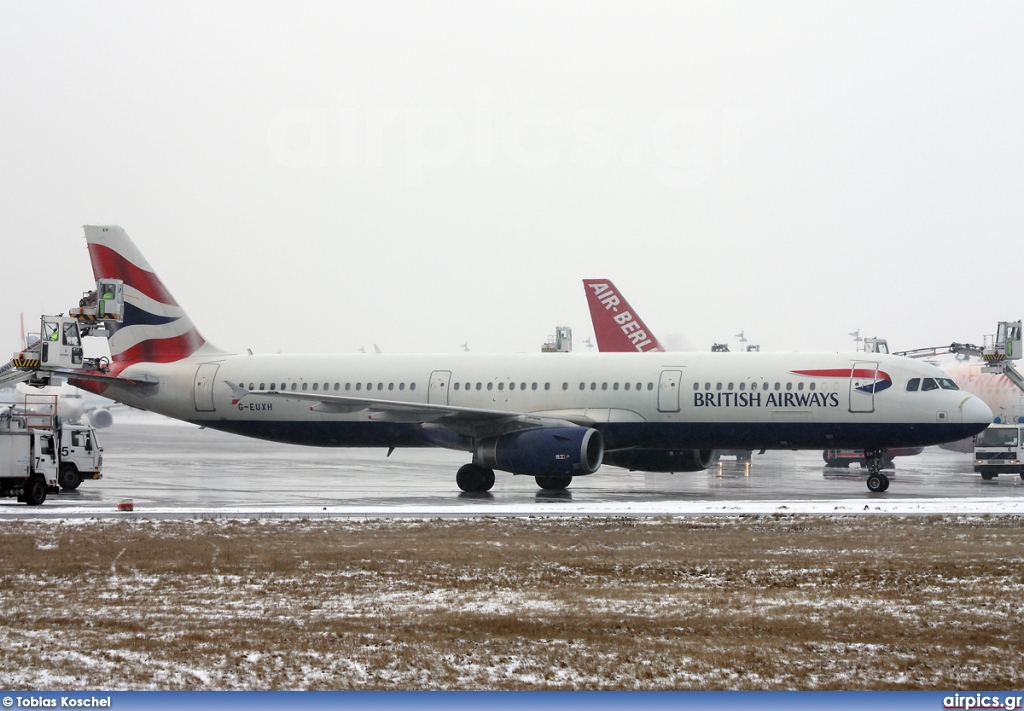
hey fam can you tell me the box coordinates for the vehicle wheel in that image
[981,472,995,481]
[879,474,890,491]
[481,468,495,492]
[58,464,81,491]
[24,476,47,506]
[866,473,885,493]
[456,463,485,492]
[536,475,571,490]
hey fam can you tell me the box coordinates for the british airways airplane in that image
[64,226,990,494]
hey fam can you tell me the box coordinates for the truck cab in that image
[973,424,1024,480]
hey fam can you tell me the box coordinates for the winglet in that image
[583,280,665,353]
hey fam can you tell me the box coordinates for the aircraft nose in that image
[960,395,993,424]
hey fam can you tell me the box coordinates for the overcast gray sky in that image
[2,1,1022,358]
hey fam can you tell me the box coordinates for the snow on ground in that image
[3,496,1024,520]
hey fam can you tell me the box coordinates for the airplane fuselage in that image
[84,350,989,454]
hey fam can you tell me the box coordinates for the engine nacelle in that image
[86,408,113,429]
[476,427,604,477]
[604,448,715,473]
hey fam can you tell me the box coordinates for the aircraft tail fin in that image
[583,279,665,353]
[82,225,223,365]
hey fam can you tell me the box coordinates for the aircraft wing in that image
[238,384,595,439]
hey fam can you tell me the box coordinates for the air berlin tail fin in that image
[583,279,665,353]
[83,225,223,365]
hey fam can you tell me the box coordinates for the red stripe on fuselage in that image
[791,368,892,381]
[88,244,178,306]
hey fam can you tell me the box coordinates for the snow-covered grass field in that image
[2,516,1023,690]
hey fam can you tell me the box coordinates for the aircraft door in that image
[658,370,682,413]
[428,370,452,406]
[193,363,220,412]
[848,360,878,413]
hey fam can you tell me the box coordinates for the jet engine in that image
[86,408,114,429]
[476,427,604,477]
[603,448,715,473]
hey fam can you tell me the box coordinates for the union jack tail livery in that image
[83,225,222,365]
[583,279,665,353]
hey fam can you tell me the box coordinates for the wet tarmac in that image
[3,412,1023,518]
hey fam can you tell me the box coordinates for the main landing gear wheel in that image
[535,475,572,491]
[456,463,495,493]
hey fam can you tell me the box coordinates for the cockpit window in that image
[937,378,959,390]
[921,378,939,391]
[906,378,920,392]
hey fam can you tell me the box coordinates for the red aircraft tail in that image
[583,280,665,353]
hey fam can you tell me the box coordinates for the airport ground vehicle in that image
[973,424,1024,480]
[0,397,103,504]
[823,449,893,469]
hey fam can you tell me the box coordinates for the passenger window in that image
[774,382,780,391]
[786,382,792,391]
[797,382,804,391]
[301,383,308,391]
[591,383,597,390]
[739,382,745,391]
[647,383,654,390]
[602,383,608,391]
[693,383,699,391]
[410,383,416,391]
[312,383,319,391]
[613,383,619,390]
[454,382,460,390]
[476,383,482,391]
[498,382,505,391]
[388,383,394,391]
[345,383,351,391]
[356,383,362,391]
[728,382,734,391]
[487,383,493,391]
[921,378,939,391]
[809,383,815,391]
[508,382,514,390]
[906,378,920,392]
[716,383,722,391]
[521,382,526,390]
[625,383,631,391]
[532,383,538,391]
[579,383,585,390]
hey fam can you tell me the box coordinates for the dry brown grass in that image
[1,516,1023,690]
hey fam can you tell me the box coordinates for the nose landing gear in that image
[864,449,890,492]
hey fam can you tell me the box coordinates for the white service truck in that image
[0,413,103,505]
[973,424,1024,480]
